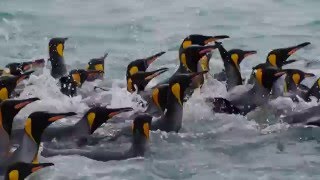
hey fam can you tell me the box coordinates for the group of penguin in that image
[0,34,320,179]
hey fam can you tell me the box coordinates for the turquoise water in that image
[1,0,320,179]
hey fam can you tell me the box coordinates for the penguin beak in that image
[243,50,257,58]
[274,71,286,77]
[287,42,310,55]
[108,107,133,118]
[305,73,315,77]
[31,59,45,68]
[48,112,76,122]
[145,51,166,66]
[204,35,230,44]
[14,98,40,110]
[199,45,219,55]
[144,68,169,80]
[62,37,68,42]
[31,163,54,173]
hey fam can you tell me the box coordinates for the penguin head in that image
[127,68,168,93]
[4,59,45,76]
[86,52,108,72]
[284,69,315,92]
[151,84,169,112]
[227,49,257,68]
[252,64,286,90]
[4,63,22,76]
[266,42,310,68]
[1,98,39,136]
[5,162,54,180]
[0,72,33,101]
[132,114,152,140]
[84,106,133,134]
[180,45,218,72]
[24,111,76,145]
[48,37,68,59]
[21,59,45,72]
[126,51,166,78]
[69,69,103,87]
[169,71,208,106]
[180,34,230,50]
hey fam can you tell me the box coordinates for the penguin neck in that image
[162,92,183,131]
[0,127,10,159]
[285,80,298,93]
[13,132,39,163]
[49,54,65,67]
[49,54,67,78]
[131,133,148,156]
[73,117,92,137]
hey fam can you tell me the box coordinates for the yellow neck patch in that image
[9,170,19,180]
[94,64,104,71]
[231,54,240,69]
[171,83,182,106]
[318,79,320,88]
[292,73,301,85]
[127,78,134,93]
[199,56,209,71]
[56,43,64,57]
[0,87,9,101]
[255,68,263,86]
[87,112,96,130]
[284,81,288,93]
[129,66,138,76]
[32,154,39,164]
[25,118,36,143]
[143,123,150,139]
[72,73,81,86]
[182,40,192,49]
[152,88,161,109]
[268,54,277,67]
[180,53,190,71]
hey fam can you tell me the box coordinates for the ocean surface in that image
[1,0,320,179]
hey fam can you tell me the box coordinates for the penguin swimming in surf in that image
[86,52,108,81]
[5,162,54,180]
[1,111,76,169]
[48,37,68,79]
[0,71,34,101]
[207,64,286,115]
[4,59,45,76]
[126,51,165,83]
[0,98,39,160]
[151,71,208,132]
[127,67,168,93]
[41,114,152,162]
[282,69,315,100]
[213,42,257,90]
[37,106,133,147]
[247,42,311,84]
[177,34,229,73]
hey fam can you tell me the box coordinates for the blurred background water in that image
[1,0,320,179]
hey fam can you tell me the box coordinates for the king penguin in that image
[86,52,108,81]
[0,98,39,160]
[48,37,68,79]
[0,71,34,102]
[41,114,152,162]
[2,111,76,169]
[214,42,257,90]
